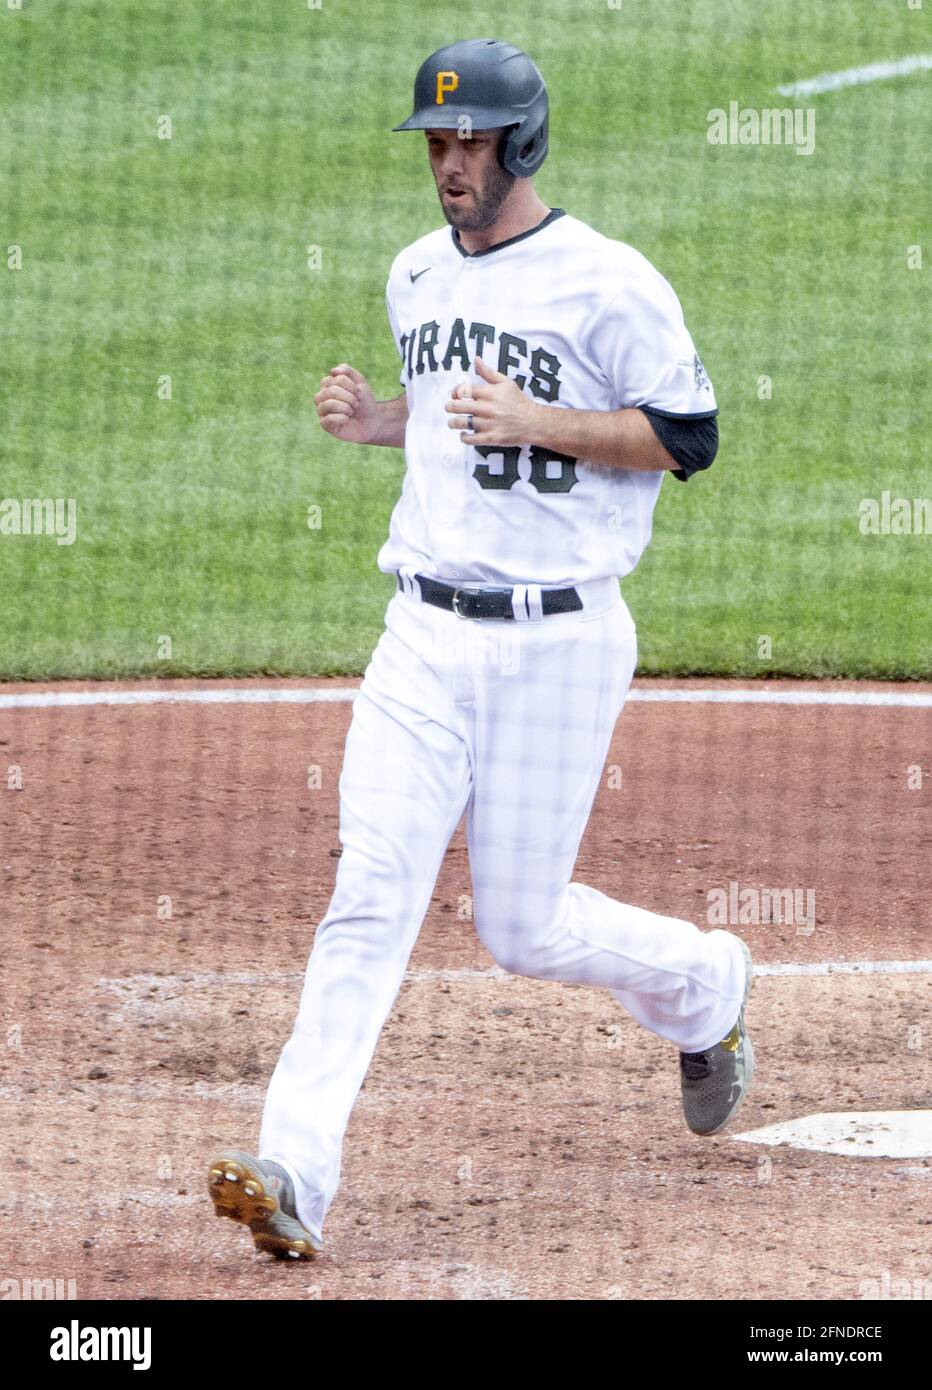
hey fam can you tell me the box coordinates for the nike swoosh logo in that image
[410,267,431,283]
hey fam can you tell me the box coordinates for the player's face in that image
[425,128,516,233]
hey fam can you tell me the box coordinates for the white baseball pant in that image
[259,577,746,1244]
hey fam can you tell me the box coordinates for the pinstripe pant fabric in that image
[259,586,746,1243]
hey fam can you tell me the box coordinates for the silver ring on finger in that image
[466,414,474,433]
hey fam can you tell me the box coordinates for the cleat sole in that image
[207,1149,318,1262]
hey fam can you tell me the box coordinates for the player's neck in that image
[455,188,552,256]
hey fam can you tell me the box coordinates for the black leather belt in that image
[398,572,583,621]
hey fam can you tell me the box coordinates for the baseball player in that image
[208,39,754,1261]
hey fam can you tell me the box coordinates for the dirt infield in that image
[1,678,929,1300]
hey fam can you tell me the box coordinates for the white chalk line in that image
[777,53,932,99]
[2,685,930,710]
[91,959,932,1002]
[751,959,932,978]
[88,958,930,1029]
[1,1163,924,1221]
[89,961,932,1028]
[632,690,931,708]
[0,1079,432,1108]
[0,1190,204,1213]
[0,687,357,710]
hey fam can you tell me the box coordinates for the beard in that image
[437,159,517,232]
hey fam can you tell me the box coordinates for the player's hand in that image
[314,364,380,444]
[445,356,538,446]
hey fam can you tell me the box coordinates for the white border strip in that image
[0,688,357,710]
[777,54,932,99]
[629,689,932,708]
[1,686,930,711]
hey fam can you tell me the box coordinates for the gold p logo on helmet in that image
[435,70,459,105]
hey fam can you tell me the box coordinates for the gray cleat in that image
[679,939,755,1136]
[207,1148,319,1261]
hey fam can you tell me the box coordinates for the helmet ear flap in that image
[499,113,548,177]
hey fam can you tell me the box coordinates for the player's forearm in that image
[524,402,678,472]
[367,393,409,448]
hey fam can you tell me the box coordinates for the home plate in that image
[735,1111,932,1158]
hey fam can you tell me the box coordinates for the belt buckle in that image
[452,585,514,620]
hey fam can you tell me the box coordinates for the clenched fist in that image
[314,364,381,444]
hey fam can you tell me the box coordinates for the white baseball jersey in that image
[378,208,717,587]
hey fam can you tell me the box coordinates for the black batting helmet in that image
[393,39,549,178]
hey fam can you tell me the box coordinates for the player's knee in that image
[475,917,560,980]
[488,943,535,978]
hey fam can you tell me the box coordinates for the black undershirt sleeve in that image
[639,407,719,482]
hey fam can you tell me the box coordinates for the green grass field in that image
[1,0,928,679]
